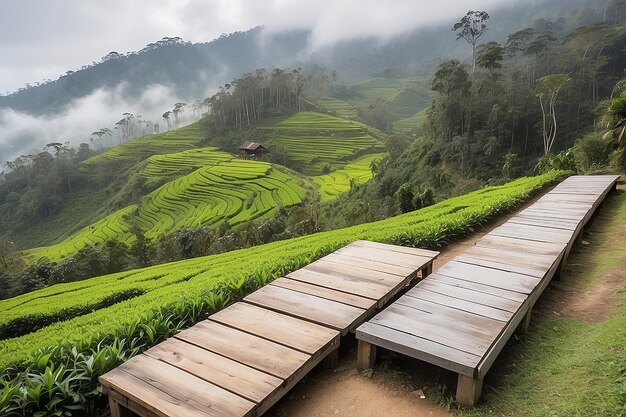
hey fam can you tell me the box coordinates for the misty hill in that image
[0,0,606,118]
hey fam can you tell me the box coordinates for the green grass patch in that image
[0,172,566,369]
[312,153,386,202]
[394,108,429,134]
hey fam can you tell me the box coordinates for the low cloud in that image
[0,83,188,165]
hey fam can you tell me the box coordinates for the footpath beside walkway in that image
[356,175,620,406]
[100,241,438,417]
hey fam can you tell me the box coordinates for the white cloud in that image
[0,0,525,93]
[0,83,183,164]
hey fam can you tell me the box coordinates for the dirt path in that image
[267,187,557,417]
[540,183,626,323]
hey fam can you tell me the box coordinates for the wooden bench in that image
[355,175,619,407]
[100,240,438,417]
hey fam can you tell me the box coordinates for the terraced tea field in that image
[313,153,386,202]
[81,121,207,174]
[26,157,308,262]
[0,172,566,369]
[261,112,385,175]
[393,108,429,134]
[141,147,232,186]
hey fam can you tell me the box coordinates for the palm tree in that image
[600,93,626,172]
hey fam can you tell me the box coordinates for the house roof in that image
[239,141,266,151]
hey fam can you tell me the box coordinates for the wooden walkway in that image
[99,240,438,417]
[355,175,620,407]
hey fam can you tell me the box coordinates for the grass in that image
[0,172,566,370]
[312,153,386,202]
[25,154,308,262]
[393,108,429,134]
[454,187,626,417]
[80,121,207,175]
[261,111,385,175]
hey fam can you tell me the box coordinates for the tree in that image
[395,183,414,213]
[453,10,490,83]
[535,74,571,155]
[369,159,380,178]
[477,42,504,101]
[162,111,172,130]
[600,93,626,171]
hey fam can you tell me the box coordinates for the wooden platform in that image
[99,240,438,417]
[356,175,619,407]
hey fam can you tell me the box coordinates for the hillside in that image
[0,172,564,370]
[10,111,391,264]
[260,112,386,175]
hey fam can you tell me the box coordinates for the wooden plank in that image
[319,252,416,277]
[176,320,310,379]
[392,296,506,339]
[369,304,496,355]
[454,255,545,278]
[475,235,565,256]
[270,277,375,310]
[144,338,282,404]
[209,302,340,355]
[507,217,579,231]
[244,285,368,335]
[490,224,573,244]
[305,259,403,287]
[416,279,521,313]
[424,273,528,303]
[404,287,514,322]
[336,245,430,270]
[103,355,256,417]
[356,322,480,376]
[287,268,387,300]
[463,245,556,270]
[436,261,541,294]
[351,240,440,258]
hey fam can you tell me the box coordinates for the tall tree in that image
[535,73,571,155]
[453,10,490,84]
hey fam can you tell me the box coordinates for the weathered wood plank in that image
[436,261,541,294]
[356,322,480,376]
[176,320,310,379]
[424,273,528,303]
[305,260,403,287]
[351,240,440,258]
[369,304,495,355]
[209,302,339,355]
[320,252,416,277]
[416,279,522,313]
[476,235,566,256]
[103,355,256,417]
[287,268,387,300]
[270,277,375,310]
[244,285,368,335]
[336,245,431,270]
[144,338,282,404]
[404,287,514,322]
[453,254,545,278]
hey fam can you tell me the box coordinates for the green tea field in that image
[0,171,565,369]
[313,153,386,202]
[26,156,308,262]
[261,111,385,175]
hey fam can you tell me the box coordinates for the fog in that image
[0,83,192,165]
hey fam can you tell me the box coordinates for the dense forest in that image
[2,1,626,300]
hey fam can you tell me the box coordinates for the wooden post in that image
[516,305,533,334]
[422,263,433,278]
[323,348,339,370]
[109,399,133,417]
[356,340,377,371]
[456,374,483,407]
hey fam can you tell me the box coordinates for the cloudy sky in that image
[0,0,522,93]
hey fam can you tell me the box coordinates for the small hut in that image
[238,141,267,159]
